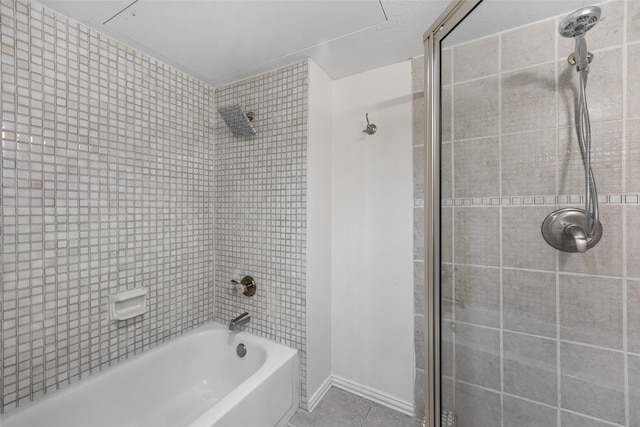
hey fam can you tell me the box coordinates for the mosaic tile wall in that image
[411,55,425,421]
[416,0,640,425]
[214,61,309,408]
[0,0,215,413]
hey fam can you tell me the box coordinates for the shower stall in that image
[423,0,640,426]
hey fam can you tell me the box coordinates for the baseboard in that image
[331,376,414,417]
[307,375,333,412]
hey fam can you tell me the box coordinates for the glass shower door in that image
[429,1,637,426]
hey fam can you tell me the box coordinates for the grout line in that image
[622,1,630,425]
[447,120,627,145]
[556,243,562,426]
[450,262,626,281]
[554,14,563,425]
[497,30,505,427]
[448,43,457,412]
[561,408,626,427]
[360,405,373,427]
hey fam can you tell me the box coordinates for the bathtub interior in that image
[0,322,297,427]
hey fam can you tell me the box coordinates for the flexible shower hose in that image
[576,65,599,237]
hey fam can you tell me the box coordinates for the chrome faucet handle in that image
[541,208,602,253]
[230,276,257,297]
[565,224,587,253]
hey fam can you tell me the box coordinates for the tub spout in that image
[229,312,250,330]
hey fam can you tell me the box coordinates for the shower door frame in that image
[422,1,482,426]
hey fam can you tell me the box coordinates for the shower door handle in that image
[565,225,587,253]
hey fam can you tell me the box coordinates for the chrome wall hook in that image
[362,113,377,135]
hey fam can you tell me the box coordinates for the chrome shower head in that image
[559,6,601,71]
[558,6,601,38]
[218,105,257,138]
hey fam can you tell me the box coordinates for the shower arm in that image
[574,37,590,71]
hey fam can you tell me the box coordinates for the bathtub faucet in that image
[229,312,250,330]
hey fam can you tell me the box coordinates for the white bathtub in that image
[1,322,299,427]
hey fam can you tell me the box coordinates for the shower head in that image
[558,6,601,39]
[559,6,601,71]
[218,105,257,138]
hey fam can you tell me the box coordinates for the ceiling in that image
[35,0,598,87]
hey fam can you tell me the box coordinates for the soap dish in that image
[109,288,148,321]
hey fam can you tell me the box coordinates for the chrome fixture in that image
[229,312,250,330]
[218,104,257,137]
[231,276,257,297]
[567,51,594,67]
[559,6,601,49]
[236,343,247,358]
[542,6,603,253]
[541,207,602,253]
[560,5,601,233]
[362,113,377,135]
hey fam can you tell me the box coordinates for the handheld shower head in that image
[558,6,601,38]
[559,6,601,71]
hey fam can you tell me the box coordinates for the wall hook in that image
[362,113,377,135]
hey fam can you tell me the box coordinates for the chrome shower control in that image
[231,276,257,297]
[541,207,602,253]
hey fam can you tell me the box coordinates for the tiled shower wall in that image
[0,0,215,413]
[417,0,640,425]
[411,56,426,421]
[214,61,309,407]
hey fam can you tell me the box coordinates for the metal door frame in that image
[422,2,482,425]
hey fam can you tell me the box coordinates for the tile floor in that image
[288,387,422,427]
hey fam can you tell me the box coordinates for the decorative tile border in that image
[441,194,639,207]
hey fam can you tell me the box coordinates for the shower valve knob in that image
[231,276,257,297]
[541,208,602,253]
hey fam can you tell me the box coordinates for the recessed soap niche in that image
[109,288,148,321]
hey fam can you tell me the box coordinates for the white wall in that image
[331,60,415,410]
[306,60,334,409]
